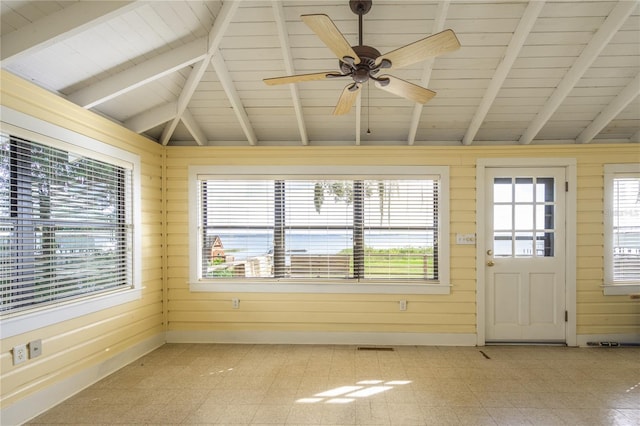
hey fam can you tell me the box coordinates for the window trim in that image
[188,165,450,294]
[0,106,142,339]
[603,163,640,296]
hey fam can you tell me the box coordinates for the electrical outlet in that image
[232,298,240,309]
[29,339,42,358]
[13,344,28,365]
[399,300,407,311]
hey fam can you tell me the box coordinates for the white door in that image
[485,168,566,342]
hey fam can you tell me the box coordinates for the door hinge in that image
[565,181,569,192]
[565,310,568,322]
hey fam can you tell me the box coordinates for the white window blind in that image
[1,134,133,313]
[610,174,640,283]
[198,178,439,281]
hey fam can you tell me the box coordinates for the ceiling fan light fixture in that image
[378,58,392,69]
[374,77,390,87]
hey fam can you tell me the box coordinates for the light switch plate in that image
[456,233,476,245]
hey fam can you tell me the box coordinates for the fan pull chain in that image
[366,82,371,134]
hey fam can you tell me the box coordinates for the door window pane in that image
[537,178,555,202]
[535,204,555,231]
[515,204,533,229]
[515,178,534,202]
[494,178,512,202]
[515,232,534,256]
[536,204,545,230]
[537,232,554,257]
[494,205,512,230]
[544,205,554,230]
[494,232,512,256]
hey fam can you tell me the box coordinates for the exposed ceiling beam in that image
[272,0,308,145]
[462,0,544,146]
[577,73,640,144]
[211,52,257,146]
[68,37,207,109]
[1,1,138,64]
[181,109,207,146]
[519,0,637,145]
[407,0,450,145]
[160,0,239,145]
[159,59,207,145]
[124,101,177,133]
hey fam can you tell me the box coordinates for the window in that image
[492,176,556,258]
[604,164,640,295]
[1,107,141,338]
[189,166,449,294]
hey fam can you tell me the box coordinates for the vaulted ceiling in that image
[1,0,639,147]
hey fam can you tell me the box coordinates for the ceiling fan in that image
[264,0,461,115]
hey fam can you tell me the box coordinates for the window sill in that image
[603,284,640,296]
[190,280,451,295]
[0,287,142,339]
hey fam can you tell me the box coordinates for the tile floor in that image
[28,343,640,425]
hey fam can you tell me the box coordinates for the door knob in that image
[487,260,495,267]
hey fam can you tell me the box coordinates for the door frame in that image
[476,158,577,346]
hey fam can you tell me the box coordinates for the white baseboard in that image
[577,333,640,347]
[1,333,165,426]
[165,330,477,347]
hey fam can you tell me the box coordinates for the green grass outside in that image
[341,247,435,279]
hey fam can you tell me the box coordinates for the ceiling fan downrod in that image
[349,0,371,46]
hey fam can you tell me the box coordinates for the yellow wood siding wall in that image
[576,156,639,335]
[0,71,165,408]
[165,145,639,338]
[1,69,638,415]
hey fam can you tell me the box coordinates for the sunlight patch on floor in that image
[296,379,411,404]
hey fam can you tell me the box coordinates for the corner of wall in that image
[1,333,165,426]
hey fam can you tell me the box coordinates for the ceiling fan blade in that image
[375,29,460,70]
[301,14,360,64]
[333,84,361,115]
[375,75,436,104]
[263,72,339,86]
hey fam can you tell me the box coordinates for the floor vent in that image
[357,347,394,351]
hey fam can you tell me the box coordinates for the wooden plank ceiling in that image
[1,0,638,147]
